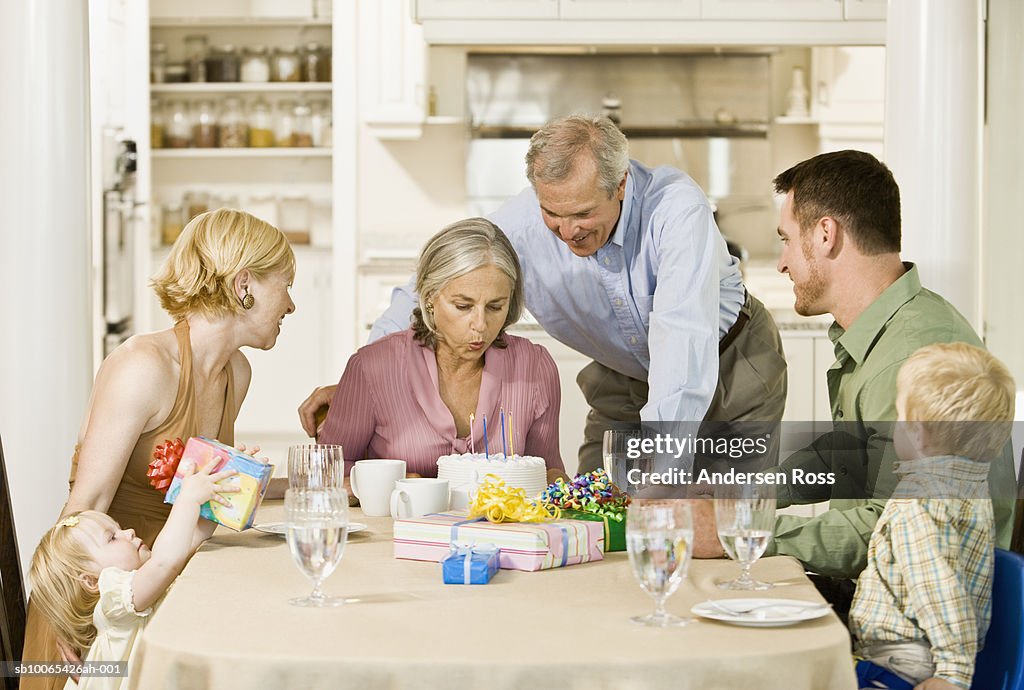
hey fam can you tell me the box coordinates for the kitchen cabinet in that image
[413,0,885,44]
[811,45,885,156]
[780,329,834,423]
[558,0,699,20]
[701,0,842,21]
[139,0,360,446]
[843,0,886,20]
[416,0,558,19]
[360,0,426,138]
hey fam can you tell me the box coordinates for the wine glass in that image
[625,501,695,627]
[603,428,653,497]
[288,444,344,489]
[714,481,776,590]
[285,487,348,607]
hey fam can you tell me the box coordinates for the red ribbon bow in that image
[148,438,185,494]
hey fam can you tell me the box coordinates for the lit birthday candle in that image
[469,413,475,454]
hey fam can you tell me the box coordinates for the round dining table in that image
[131,501,857,689]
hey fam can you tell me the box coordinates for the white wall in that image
[983,0,1024,387]
[0,0,93,579]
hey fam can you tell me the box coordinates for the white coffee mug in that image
[349,459,407,517]
[390,478,450,519]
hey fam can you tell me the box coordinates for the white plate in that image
[253,522,368,537]
[690,598,832,627]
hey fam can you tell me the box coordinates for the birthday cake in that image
[436,453,548,499]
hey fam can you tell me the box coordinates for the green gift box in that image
[559,509,626,552]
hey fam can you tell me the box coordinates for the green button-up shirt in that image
[768,264,1016,578]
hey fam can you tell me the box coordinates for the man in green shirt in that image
[692,150,1015,582]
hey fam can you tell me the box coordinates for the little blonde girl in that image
[29,459,239,689]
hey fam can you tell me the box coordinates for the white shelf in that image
[773,116,820,125]
[151,83,331,94]
[152,148,331,159]
[150,17,331,28]
[425,116,464,126]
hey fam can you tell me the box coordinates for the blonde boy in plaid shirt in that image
[849,343,1016,690]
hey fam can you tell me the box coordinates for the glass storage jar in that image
[279,193,311,243]
[248,98,274,147]
[218,97,248,148]
[184,190,210,221]
[246,194,278,226]
[271,46,301,82]
[150,97,165,149]
[290,103,313,147]
[302,43,325,82]
[161,203,184,245]
[184,34,208,82]
[164,63,187,83]
[310,99,331,147]
[165,101,191,148]
[275,99,297,147]
[192,100,218,148]
[205,44,240,82]
[150,43,167,83]
[240,46,270,83]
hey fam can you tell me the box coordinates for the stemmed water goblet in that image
[714,481,776,590]
[625,501,695,627]
[285,487,348,607]
[288,443,344,489]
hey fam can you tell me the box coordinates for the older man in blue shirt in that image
[300,115,787,473]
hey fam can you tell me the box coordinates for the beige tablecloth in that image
[132,503,857,690]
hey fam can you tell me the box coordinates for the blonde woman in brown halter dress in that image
[21,208,296,689]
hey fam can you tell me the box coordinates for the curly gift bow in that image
[147,438,185,494]
[468,475,560,523]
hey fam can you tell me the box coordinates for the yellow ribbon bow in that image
[468,475,560,523]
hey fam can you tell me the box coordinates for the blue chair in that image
[971,549,1024,690]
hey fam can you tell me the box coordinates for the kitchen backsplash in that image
[466,52,772,126]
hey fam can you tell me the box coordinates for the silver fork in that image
[702,599,832,617]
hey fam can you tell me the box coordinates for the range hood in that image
[466,53,771,139]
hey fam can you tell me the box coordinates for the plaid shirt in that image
[849,455,994,688]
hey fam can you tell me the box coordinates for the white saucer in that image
[253,522,368,537]
[690,598,832,627]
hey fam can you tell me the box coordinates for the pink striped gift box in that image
[393,511,604,571]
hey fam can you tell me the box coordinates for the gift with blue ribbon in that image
[441,543,501,584]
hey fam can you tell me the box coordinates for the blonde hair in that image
[526,114,629,198]
[29,511,105,651]
[411,218,523,350]
[150,208,295,321]
[897,343,1016,461]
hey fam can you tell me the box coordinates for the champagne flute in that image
[285,487,348,607]
[603,428,652,497]
[714,481,776,590]
[288,444,344,489]
[626,501,695,627]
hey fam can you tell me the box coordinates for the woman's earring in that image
[241,288,255,310]
[424,302,434,314]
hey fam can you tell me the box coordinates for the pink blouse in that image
[319,330,564,477]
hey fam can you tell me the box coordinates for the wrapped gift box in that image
[559,509,626,552]
[164,437,274,531]
[441,545,501,584]
[394,511,604,571]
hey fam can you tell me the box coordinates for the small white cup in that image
[390,478,450,519]
[349,459,407,517]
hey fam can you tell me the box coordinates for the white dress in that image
[64,567,160,690]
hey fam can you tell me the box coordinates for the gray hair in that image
[525,114,629,198]
[411,218,524,350]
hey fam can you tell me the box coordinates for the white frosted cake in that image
[436,453,548,500]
